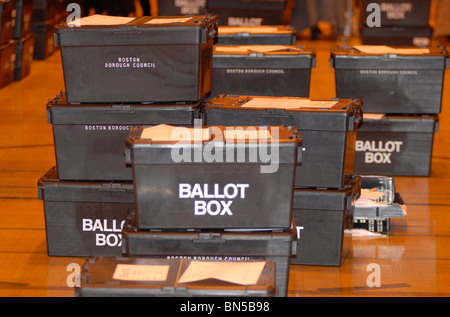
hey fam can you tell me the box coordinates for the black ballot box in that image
[354,114,438,176]
[121,212,297,297]
[331,45,449,114]
[360,25,433,47]
[47,93,202,182]
[202,95,363,189]
[54,14,219,104]
[157,0,207,16]
[292,175,361,266]
[38,167,134,257]
[124,124,303,230]
[211,45,315,99]
[360,0,431,27]
[75,257,277,297]
[215,25,296,45]
[206,0,286,26]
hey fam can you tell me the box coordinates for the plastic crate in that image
[360,25,433,47]
[354,114,438,176]
[331,45,449,114]
[211,45,315,99]
[75,257,276,297]
[37,167,134,257]
[291,175,361,266]
[124,124,302,230]
[206,0,286,26]
[360,0,431,27]
[47,92,202,181]
[122,212,297,297]
[215,25,296,45]
[54,14,218,103]
[203,94,363,189]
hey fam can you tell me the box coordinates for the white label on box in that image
[113,264,170,281]
[145,17,193,24]
[242,97,337,110]
[68,14,135,26]
[177,261,266,285]
[353,45,430,55]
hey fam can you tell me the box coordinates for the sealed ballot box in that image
[360,0,431,27]
[359,25,433,47]
[215,26,296,45]
[75,257,276,297]
[291,175,361,267]
[47,93,201,181]
[331,45,449,114]
[124,124,303,230]
[157,0,207,16]
[54,14,218,104]
[206,0,286,26]
[354,114,438,176]
[211,45,315,99]
[37,167,134,257]
[122,212,297,297]
[203,95,363,189]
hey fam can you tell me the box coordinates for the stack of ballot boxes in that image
[331,45,448,177]
[13,0,35,81]
[38,14,217,258]
[39,14,299,297]
[122,124,303,297]
[359,0,432,47]
[32,0,69,60]
[0,0,17,88]
[202,95,363,267]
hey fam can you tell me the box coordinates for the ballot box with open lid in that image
[124,124,303,230]
[211,45,315,99]
[75,257,276,297]
[121,212,297,297]
[331,45,449,114]
[47,92,202,181]
[202,95,363,189]
[38,167,134,257]
[215,25,296,45]
[54,14,218,104]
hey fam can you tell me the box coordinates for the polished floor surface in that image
[0,35,449,297]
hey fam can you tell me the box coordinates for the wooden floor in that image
[1,36,450,298]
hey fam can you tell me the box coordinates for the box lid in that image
[293,175,361,211]
[125,124,303,165]
[358,114,439,133]
[54,14,219,46]
[213,45,316,69]
[37,166,134,202]
[218,25,295,36]
[331,45,449,70]
[204,94,363,131]
[76,257,276,297]
[123,211,297,257]
[46,93,201,125]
